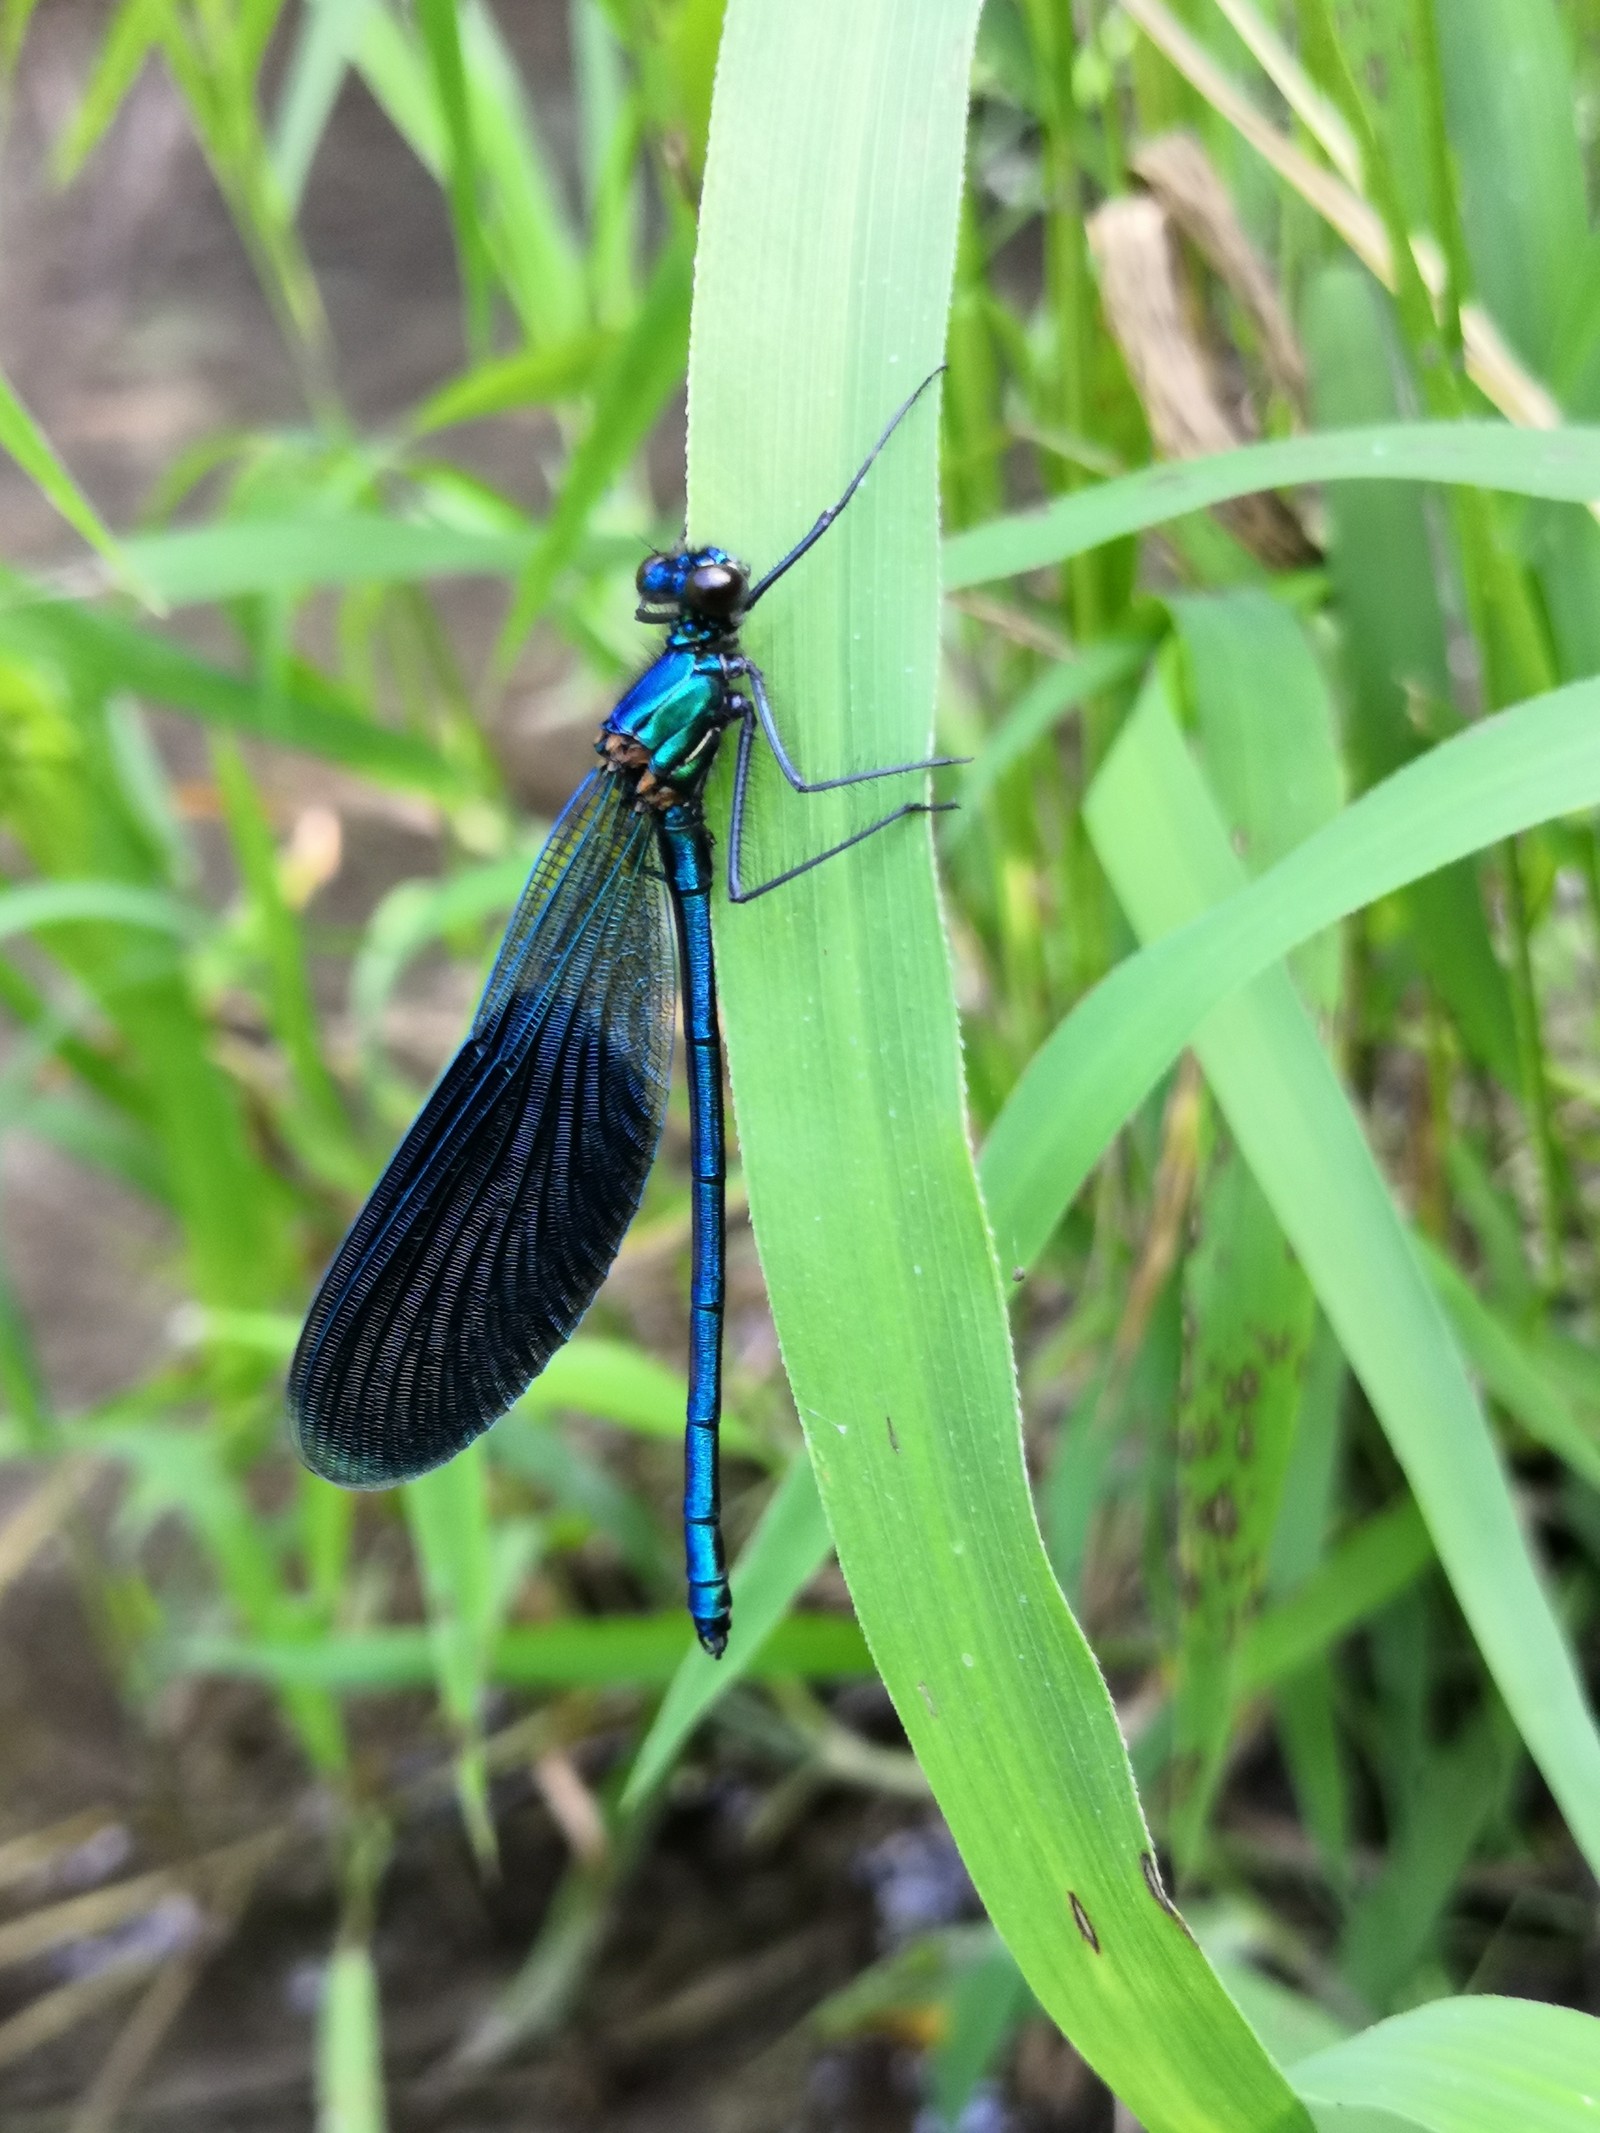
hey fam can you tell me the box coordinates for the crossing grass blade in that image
[942,424,1600,591]
[1292,1995,1600,2129]
[1084,671,1600,1877]
[687,5,1308,2125]
[0,370,132,583]
[0,598,462,794]
[625,1453,832,1807]
[981,673,1600,1273]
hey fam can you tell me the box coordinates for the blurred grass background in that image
[0,0,1596,2126]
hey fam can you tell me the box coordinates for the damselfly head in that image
[635,546,749,622]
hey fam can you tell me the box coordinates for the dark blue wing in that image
[290,771,675,1485]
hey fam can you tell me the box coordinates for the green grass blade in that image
[981,675,1600,1272]
[515,1336,762,1461]
[317,1939,387,2133]
[177,1610,874,1691]
[458,0,586,344]
[1084,674,1600,1877]
[1339,1702,1520,2009]
[1302,264,1517,1086]
[496,228,693,664]
[1173,1150,1316,1859]
[213,740,354,1171]
[686,6,1306,2126]
[953,633,1154,816]
[403,1446,497,1867]
[1236,1503,1433,1698]
[51,0,166,181]
[415,0,494,356]
[0,600,460,795]
[0,879,201,942]
[625,1453,831,1807]
[1422,1244,1600,1493]
[408,330,611,433]
[1293,1996,1600,2130]
[1437,0,1589,380]
[943,425,1600,591]
[106,514,542,608]
[0,369,131,581]
[271,0,374,208]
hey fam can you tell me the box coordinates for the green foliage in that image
[1,0,1598,2123]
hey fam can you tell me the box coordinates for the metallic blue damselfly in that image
[289,372,951,1655]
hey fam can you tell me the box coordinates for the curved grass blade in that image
[1083,674,1600,1876]
[0,598,459,796]
[981,673,1600,1274]
[943,423,1600,591]
[108,515,541,609]
[0,369,133,586]
[688,5,1307,2125]
[1292,1995,1600,2130]
[0,880,201,943]
[625,1452,832,1807]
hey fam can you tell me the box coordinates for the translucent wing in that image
[290,772,675,1485]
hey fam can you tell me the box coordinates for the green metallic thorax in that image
[602,642,729,788]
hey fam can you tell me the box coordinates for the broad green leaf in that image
[981,675,1600,1274]
[687,6,1305,2128]
[943,426,1600,592]
[1293,1996,1600,2131]
[1084,674,1600,1877]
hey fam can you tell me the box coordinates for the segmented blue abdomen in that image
[661,806,730,1653]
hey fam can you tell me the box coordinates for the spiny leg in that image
[742,368,945,610]
[726,708,955,906]
[733,658,964,794]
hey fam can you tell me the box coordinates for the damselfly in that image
[289,372,950,1656]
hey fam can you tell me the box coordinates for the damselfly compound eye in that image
[685,561,746,617]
